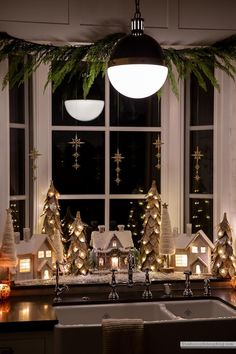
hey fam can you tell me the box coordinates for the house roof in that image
[175,230,214,250]
[190,256,208,268]
[15,234,56,256]
[90,230,134,250]
[37,259,54,272]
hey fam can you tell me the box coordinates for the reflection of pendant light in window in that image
[107,0,168,99]
[64,99,104,122]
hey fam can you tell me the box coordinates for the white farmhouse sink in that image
[54,301,177,325]
[164,299,236,320]
[54,298,236,325]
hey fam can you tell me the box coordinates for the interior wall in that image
[0,0,236,45]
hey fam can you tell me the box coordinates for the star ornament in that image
[112,149,125,163]
[112,148,125,186]
[68,136,85,148]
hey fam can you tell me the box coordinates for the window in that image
[175,254,188,267]
[200,247,206,253]
[51,71,161,239]
[19,258,30,272]
[38,250,44,258]
[185,73,214,239]
[111,256,119,269]
[46,250,52,258]
[112,240,117,248]
[191,246,198,253]
[98,258,104,266]
[9,56,32,238]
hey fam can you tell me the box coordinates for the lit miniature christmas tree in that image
[159,203,175,270]
[41,180,63,240]
[127,187,145,249]
[61,206,75,253]
[211,212,236,278]
[9,202,20,233]
[0,209,18,279]
[139,180,164,271]
[66,211,89,275]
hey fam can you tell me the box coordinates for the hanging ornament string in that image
[112,93,125,186]
[153,134,164,170]
[191,84,204,192]
[68,133,85,170]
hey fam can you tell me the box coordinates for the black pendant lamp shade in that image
[107,0,168,99]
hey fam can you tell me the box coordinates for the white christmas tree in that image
[159,203,175,269]
[0,209,18,269]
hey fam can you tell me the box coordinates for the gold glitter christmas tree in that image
[211,212,236,278]
[140,180,164,271]
[66,211,89,275]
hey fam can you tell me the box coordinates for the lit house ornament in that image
[107,0,168,98]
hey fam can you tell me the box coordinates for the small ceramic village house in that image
[90,229,134,270]
[15,234,56,281]
[173,230,214,274]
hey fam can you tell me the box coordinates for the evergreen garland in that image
[1,31,236,97]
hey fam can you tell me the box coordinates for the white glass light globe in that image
[64,99,104,121]
[107,64,168,99]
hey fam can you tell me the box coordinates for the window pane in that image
[110,199,145,248]
[59,199,105,244]
[110,132,161,194]
[190,130,213,194]
[9,57,25,124]
[52,131,105,194]
[190,73,214,126]
[190,198,213,240]
[110,87,161,127]
[9,200,25,237]
[52,71,105,126]
[10,128,25,195]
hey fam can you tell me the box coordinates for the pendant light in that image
[107,0,168,99]
[64,99,104,122]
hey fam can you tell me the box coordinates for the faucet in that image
[142,268,152,299]
[127,251,135,287]
[204,278,211,296]
[183,270,193,297]
[108,269,119,300]
[53,260,69,303]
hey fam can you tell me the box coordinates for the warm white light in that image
[107,64,168,99]
[111,256,119,269]
[65,99,104,121]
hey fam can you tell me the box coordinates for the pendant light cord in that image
[135,0,141,17]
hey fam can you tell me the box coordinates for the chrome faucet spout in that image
[53,260,69,303]
[127,251,135,286]
[183,270,193,297]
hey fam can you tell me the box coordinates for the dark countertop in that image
[1,279,236,332]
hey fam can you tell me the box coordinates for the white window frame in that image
[30,62,236,242]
